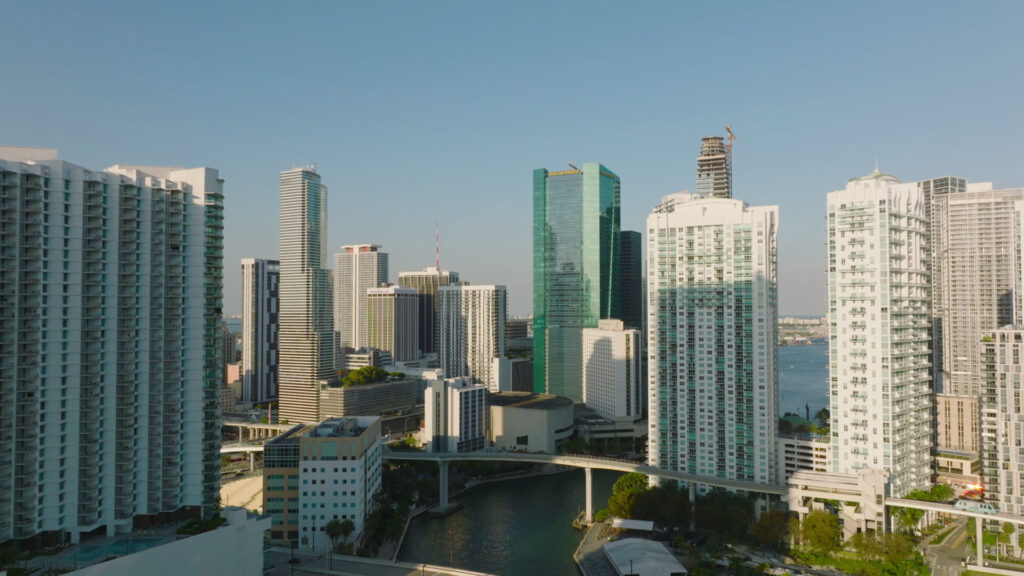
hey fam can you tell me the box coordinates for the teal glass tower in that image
[533,163,621,401]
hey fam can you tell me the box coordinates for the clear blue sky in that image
[3,1,1022,316]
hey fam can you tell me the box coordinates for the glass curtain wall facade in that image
[533,163,620,401]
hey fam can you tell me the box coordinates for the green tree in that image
[751,510,789,551]
[800,510,841,556]
[632,484,690,529]
[340,518,355,553]
[612,473,648,496]
[892,506,923,533]
[848,531,881,561]
[789,515,802,549]
[881,533,915,565]
[695,490,754,539]
[325,519,343,567]
[608,490,638,518]
[1000,522,1015,560]
[814,408,830,428]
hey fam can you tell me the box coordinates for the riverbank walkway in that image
[574,521,620,576]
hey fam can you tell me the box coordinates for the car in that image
[954,499,996,514]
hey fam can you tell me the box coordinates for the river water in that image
[398,345,830,573]
[777,344,829,417]
[397,469,619,575]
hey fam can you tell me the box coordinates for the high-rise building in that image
[438,284,507,391]
[334,245,388,350]
[827,169,932,496]
[927,179,1024,478]
[619,230,644,331]
[696,136,732,199]
[397,266,459,354]
[424,378,487,453]
[365,286,419,362]
[533,163,621,401]
[241,258,280,404]
[982,326,1024,516]
[582,319,642,421]
[279,167,334,424]
[0,147,222,543]
[647,192,778,485]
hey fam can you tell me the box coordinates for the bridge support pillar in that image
[689,483,696,531]
[584,467,593,524]
[438,460,450,511]
[249,452,255,471]
[976,516,984,569]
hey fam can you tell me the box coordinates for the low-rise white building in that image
[424,377,487,452]
[582,319,643,421]
[488,392,574,453]
[786,468,888,540]
[297,417,383,551]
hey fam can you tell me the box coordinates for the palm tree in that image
[325,519,343,568]
[814,408,830,429]
[340,519,355,553]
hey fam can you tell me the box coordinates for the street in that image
[924,519,970,576]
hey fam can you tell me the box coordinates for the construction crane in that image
[725,125,737,150]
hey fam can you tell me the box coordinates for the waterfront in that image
[397,345,829,573]
[397,469,619,576]
[778,344,828,418]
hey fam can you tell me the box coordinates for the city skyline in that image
[4,3,1023,317]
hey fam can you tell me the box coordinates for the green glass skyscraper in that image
[533,163,621,401]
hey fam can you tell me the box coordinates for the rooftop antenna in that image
[435,221,440,273]
[875,158,879,172]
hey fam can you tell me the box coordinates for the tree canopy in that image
[800,510,841,556]
[751,510,790,550]
[341,366,392,386]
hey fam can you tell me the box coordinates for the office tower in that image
[533,163,621,401]
[696,136,732,199]
[928,179,1024,481]
[424,378,487,452]
[827,169,932,496]
[241,258,280,404]
[279,167,334,424]
[582,319,642,421]
[983,327,1024,516]
[263,417,382,547]
[647,192,778,485]
[398,266,459,354]
[365,286,418,362]
[620,230,643,331]
[0,147,222,543]
[334,245,388,350]
[438,284,507,392]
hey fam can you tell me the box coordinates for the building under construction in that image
[696,135,732,199]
